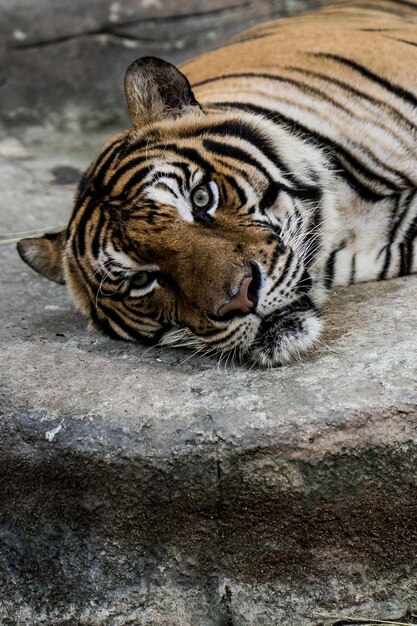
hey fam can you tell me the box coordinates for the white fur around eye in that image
[145,184,194,222]
[129,279,158,298]
[190,170,204,187]
[146,175,219,222]
[128,264,161,297]
[206,181,219,216]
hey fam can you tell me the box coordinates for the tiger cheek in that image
[177,304,208,335]
[64,260,93,319]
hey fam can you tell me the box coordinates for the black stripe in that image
[215,156,253,185]
[119,164,156,195]
[211,78,411,188]
[158,172,185,188]
[392,37,417,48]
[302,203,322,267]
[93,137,126,175]
[286,65,417,133]
[335,150,408,191]
[193,69,357,113]
[224,174,248,206]
[117,138,156,159]
[259,182,280,214]
[73,196,96,257]
[218,178,228,202]
[378,245,392,280]
[193,71,297,90]
[92,141,126,192]
[202,324,243,348]
[91,210,109,259]
[385,0,417,9]
[387,190,416,245]
[324,242,346,288]
[205,119,294,180]
[177,117,301,184]
[170,161,192,185]
[268,239,284,274]
[212,101,389,201]
[203,138,273,183]
[105,155,151,192]
[156,182,180,198]
[91,310,121,341]
[331,156,386,202]
[107,155,193,197]
[298,269,313,294]
[399,242,408,275]
[203,136,322,204]
[195,67,417,140]
[403,212,417,274]
[313,53,417,110]
[219,102,394,197]
[266,249,294,294]
[99,302,165,345]
[348,2,415,15]
[122,300,162,324]
[66,255,97,313]
[404,211,417,245]
[125,207,173,224]
[163,145,215,173]
[350,254,357,284]
[260,181,322,210]
[289,185,322,202]
[231,32,275,44]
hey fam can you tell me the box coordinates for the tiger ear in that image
[124,56,201,127]
[17,230,66,285]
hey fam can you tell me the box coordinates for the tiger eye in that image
[131,271,151,288]
[192,185,211,208]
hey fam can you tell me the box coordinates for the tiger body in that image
[184,0,417,287]
[18,0,417,366]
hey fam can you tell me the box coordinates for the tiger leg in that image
[328,189,417,287]
[376,189,417,281]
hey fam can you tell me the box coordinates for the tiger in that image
[17,0,417,367]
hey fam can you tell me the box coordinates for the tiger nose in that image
[217,275,255,317]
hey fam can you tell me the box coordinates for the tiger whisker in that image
[178,343,208,366]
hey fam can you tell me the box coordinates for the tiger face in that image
[18,57,338,367]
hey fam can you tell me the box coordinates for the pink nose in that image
[217,275,255,317]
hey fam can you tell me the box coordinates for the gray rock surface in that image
[0,0,327,130]
[1,133,417,625]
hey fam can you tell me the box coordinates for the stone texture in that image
[0,132,417,624]
[0,0,327,131]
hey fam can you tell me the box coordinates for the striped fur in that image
[18,0,417,366]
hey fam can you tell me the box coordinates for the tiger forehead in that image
[91,113,281,203]
[106,153,244,210]
[108,113,272,178]
[108,151,209,201]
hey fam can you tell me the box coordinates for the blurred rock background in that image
[0,0,327,132]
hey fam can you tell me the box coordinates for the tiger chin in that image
[17,1,417,366]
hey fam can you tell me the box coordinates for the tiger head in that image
[18,57,338,367]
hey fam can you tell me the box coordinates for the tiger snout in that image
[214,261,262,319]
[174,259,262,332]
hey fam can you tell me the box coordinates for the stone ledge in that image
[1,134,416,624]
